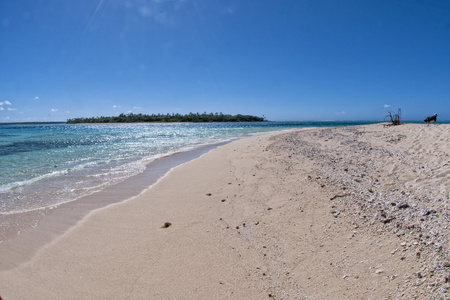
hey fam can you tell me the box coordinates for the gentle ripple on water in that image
[0,121,382,214]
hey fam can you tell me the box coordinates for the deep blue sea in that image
[0,121,379,215]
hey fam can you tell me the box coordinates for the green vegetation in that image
[67,112,266,124]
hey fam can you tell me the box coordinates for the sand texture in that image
[0,123,449,299]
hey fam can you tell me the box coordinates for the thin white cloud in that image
[85,0,105,32]
[51,108,59,112]
[34,96,39,100]
[0,107,3,111]
[0,101,12,106]
[7,108,16,111]
[113,105,121,108]
[335,111,346,115]
[384,104,392,108]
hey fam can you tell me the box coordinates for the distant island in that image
[67,112,266,124]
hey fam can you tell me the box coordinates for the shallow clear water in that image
[0,121,379,214]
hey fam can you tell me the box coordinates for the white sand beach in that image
[0,123,449,299]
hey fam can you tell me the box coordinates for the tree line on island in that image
[67,112,266,124]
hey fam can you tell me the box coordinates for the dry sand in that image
[0,123,449,299]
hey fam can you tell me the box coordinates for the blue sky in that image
[1,0,449,122]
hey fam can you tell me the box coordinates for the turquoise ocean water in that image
[0,121,378,215]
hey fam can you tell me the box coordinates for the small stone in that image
[375,269,384,274]
[381,217,395,224]
[161,222,172,228]
[398,203,410,209]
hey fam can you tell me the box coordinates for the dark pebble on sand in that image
[162,222,172,228]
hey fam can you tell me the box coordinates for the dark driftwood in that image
[384,108,402,126]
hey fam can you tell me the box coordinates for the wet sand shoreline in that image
[0,141,228,271]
